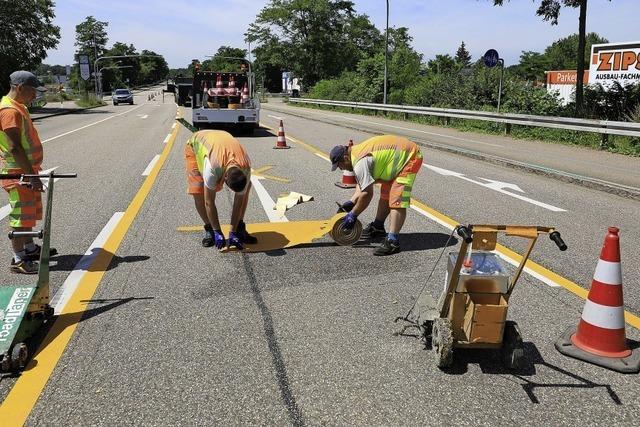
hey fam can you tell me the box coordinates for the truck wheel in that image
[432,317,454,368]
[501,321,525,370]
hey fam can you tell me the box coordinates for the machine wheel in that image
[501,321,525,370]
[10,342,28,371]
[432,318,454,368]
[1,352,10,372]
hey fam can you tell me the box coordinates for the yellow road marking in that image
[0,109,182,425]
[261,119,640,330]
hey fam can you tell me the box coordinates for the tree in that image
[200,46,248,72]
[492,0,611,116]
[512,51,550,82]
[0,0,60,94]
[247,0,381,87]
[544,32,608,70]
[74,16,109,92]
[455,41,472,68]
[427,54,456,75]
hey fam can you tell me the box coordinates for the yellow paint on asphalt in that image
[177,215,344,252]
[261,118,640,330]
[0,109,183,425]
[251,165,291,183]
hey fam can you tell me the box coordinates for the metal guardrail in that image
[289,98,640,139]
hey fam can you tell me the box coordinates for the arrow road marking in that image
[424,164,566,212]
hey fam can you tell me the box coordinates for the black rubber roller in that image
[456,225,473,243]
[550,231,567,251]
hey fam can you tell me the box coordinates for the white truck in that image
[191,70,260,133]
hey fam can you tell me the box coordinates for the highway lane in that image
[1,103,638,424]
[265,100,640,194]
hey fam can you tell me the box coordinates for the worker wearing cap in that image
[0,71,52,274]
[185,129,257,250]
[331,135,423,256]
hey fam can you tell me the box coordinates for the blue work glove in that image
[342,211,358,231]
[337,200,355,213]
[214,230,226,250]
[228,231,244,251]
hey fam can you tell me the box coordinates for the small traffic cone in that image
[226,75,237,95]
[335,139,356,188]
[555,227,640,373]
[241,84,249,105]
[214,74,224,95]
[273,120,290,149]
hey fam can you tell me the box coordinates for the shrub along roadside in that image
[290,102,640,156]
[75,94,106,108]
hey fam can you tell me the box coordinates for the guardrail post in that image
[600,133,609,150]
[505,123,512,135]
[445,117,450,126]
[403,112,408,120]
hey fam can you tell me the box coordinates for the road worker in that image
[331,135,423,256]
[0,71,53,274]
[184,129,257,250]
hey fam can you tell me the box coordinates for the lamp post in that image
[383,0,389,105]
[94,54,163,96]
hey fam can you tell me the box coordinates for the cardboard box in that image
[463,293,508,343]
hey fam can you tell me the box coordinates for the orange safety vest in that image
[0,96,43,185]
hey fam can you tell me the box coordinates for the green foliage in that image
[75,93,105,108]
[455,41,472,68]
[0,0,60,94]
[200,47,248,72]
[580,82,640,121]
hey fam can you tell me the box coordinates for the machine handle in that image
[8,230,43,239]
[549,231,567,251]
[456,225,473,243]
[0,173,77,179]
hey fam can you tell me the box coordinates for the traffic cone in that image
[555,227,640,373]
[335,139,356,188]
[241,84,249,105]
[214,74,224,95]
[273,120,290,149]
[226,75,237,95]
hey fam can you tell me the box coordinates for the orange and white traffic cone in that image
[214,74,224,95]
[273,120,290,149]
[241,84,249,105]
[226,75,237,95]
[335,139,356,188]
[555,227,640,373]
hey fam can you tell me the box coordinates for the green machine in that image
[0,172,76,371]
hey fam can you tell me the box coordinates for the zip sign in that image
[588,41,640,87]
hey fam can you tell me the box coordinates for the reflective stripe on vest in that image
[0,96,43,173]
[350,135,419,181]
[187,130,251,190]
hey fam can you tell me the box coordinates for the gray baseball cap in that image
[9,71,46,92]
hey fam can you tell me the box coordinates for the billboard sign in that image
[588,41,640,87]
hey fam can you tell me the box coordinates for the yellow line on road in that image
[261,119,640,330]
[0,110,182,425]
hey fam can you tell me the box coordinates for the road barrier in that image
[288,98,640,147]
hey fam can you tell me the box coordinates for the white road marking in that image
[279,108,502,147]
[315,153,329,161]
[142,155,160,176]
[0,167,58,222]
[140,114,149,119]
[424,163,566,212]
[163,134,171,144]
[251,176,288,222]
[50,212,124,314]
[172,123,177,129]
[41,104,146,144]
[268,114,284,121]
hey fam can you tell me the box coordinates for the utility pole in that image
[575,0,588,117]
[383,0,389,105]
[92,30,99,96]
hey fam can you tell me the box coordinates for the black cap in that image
[330,145,347,171]
[10,71,46,92]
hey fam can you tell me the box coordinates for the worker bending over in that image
[331,135,423,256]
[185,130,256,250]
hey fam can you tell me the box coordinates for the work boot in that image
[10,258,39,274]
[202,224,215,247]
[24,244,58,261]
[373,238,400,256]
[237,220,258,244]
[361,222,386,240]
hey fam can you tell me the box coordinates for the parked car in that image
[112,89,134,105]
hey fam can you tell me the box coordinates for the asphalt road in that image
[0,92,638,425]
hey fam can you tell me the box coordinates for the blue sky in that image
[45,0,638,68]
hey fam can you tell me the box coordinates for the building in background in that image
[545,70,589,105]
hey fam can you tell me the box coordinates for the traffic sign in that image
[483,49,500,68]
[79,54,90,81]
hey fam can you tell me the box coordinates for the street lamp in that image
[383,0,389,105]
[98,64,133,97]
[94,54,163,96]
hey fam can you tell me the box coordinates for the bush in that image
[75,93,105,108]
